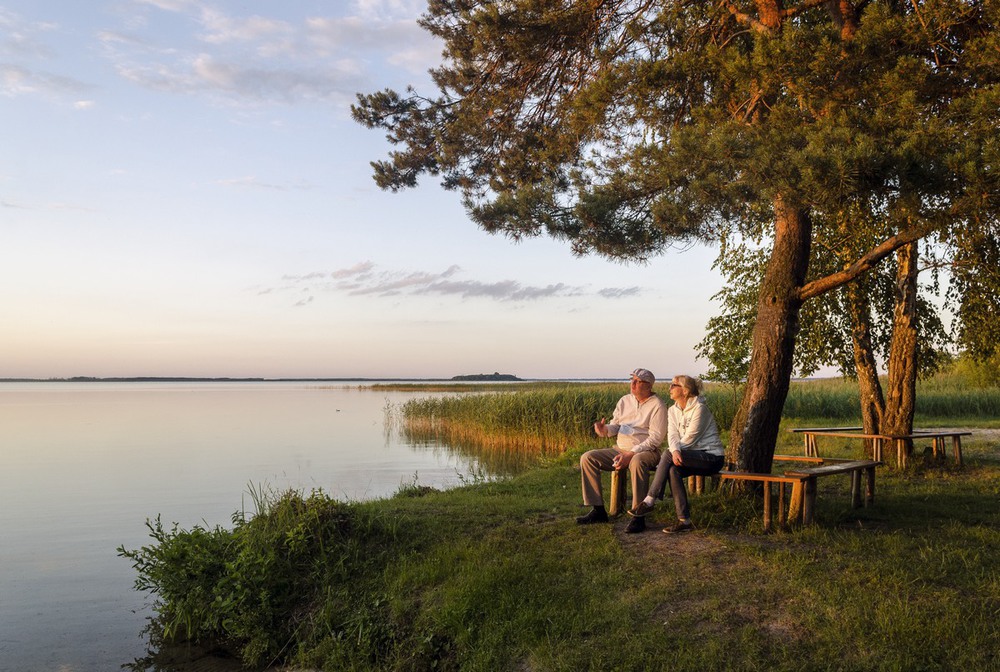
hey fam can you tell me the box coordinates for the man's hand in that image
[593,417,607,437]
[612,451,634,470]
[672,451,683,467]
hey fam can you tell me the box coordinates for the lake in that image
[0,381,485,672]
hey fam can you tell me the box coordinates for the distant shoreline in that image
[0,376,620,383]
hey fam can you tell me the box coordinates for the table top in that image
[795,429,972,440]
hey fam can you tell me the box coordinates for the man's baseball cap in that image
[630,368,655,384]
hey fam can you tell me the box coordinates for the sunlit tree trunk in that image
[727,197,811,473]
[882,242,919,458]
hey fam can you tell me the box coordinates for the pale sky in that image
[1,0,725,380]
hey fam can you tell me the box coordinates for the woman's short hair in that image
[675,375,703,398]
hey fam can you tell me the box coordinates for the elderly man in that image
[577,368,667,533]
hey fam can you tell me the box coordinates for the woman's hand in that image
[672,451,684,466]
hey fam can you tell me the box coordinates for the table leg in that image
[865,466,875,505]
[850,470,861,508]
[953,436,964,467]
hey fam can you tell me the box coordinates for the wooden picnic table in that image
[790,427,971,468]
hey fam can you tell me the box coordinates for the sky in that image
[1,0,726,380]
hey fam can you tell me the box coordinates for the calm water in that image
[0,382,482,672]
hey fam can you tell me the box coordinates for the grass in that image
[121,372,1000,670]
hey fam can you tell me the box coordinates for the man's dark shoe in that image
[628,500,655,517]
[664,521,695,534]
[576,507,609,525]
[625,516,646,534]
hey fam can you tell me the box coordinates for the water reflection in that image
[401,425,539,475]
[0,382,484,672]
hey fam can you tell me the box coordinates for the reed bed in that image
[397,372,1000,464]
[399,384,623,460]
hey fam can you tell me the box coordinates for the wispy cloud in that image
[215,176,315,191]
[599,286,641,298]
[0,63,92,98]
[0,10,93,102]
[266,262,644,307]
[99,0,440,107]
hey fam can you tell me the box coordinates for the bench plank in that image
[784,460,881,477]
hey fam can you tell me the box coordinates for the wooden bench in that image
[782,459,881,525]
[608,456,880,529]
[718,470,808,531]
[792,428,971,468]
[607,467,720,516]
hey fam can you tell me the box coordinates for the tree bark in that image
[882,241,919,454]
[846,280,885,458]
[727,197,811,473]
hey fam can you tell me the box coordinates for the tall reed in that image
[399,384,623,458]
[397,375,1000,464]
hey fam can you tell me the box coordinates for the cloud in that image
[101,0,441,106]
[331,261,375,279]
[268,262,645,307]
[215,176,315,191]
[0,63,92,99]
[0,9,57,59]
[0,10,94,103]
[598,286,641,299]
[198,9,292,45]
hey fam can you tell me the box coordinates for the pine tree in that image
[354,1,1000,471]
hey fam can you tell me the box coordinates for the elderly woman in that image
[629,375,724,533]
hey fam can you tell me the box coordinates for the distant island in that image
[451,372,522,381]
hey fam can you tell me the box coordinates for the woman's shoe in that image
[628,501,655,517]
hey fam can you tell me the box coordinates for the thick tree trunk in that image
[727,198,811,473]
[846,280,885,458]
[882,242,919,456]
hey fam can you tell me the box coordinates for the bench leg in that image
[865,466,875,506]
[788,481,804,525]
[778,482,787,528]
[954,436,963,467]
[802,477,817,525]
[763,481,772,533]
[609,469,626,517]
